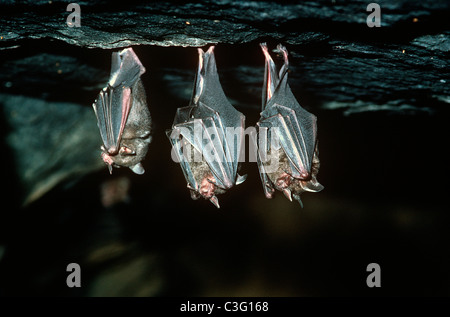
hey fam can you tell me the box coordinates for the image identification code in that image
[180,301,269,313]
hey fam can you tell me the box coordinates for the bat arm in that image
[116,87,132,149]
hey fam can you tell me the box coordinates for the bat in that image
[255,43,323,207]
[167,46,246,208]
[92,47,152,174]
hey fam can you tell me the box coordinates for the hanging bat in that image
[255,43,323,207]
[92,47,152,174]
[167,46,246,208]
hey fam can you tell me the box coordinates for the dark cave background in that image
[0,0,449,296]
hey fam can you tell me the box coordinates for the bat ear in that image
[210,196,220,209]
[236,174,247,185]
[302,181,324,193]
[282,188,293,202]
[130,163,145,174]
[293,194,304,208]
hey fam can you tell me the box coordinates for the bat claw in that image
[107,164,113,174]
[209,196,220,209]
[282,188,293,202]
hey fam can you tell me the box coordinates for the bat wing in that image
[92,47,146,154]
[259,43,317,180]
[193,47,245,184]
[251,127,275,198]
[168,47,246,194]
[168,106,204,191]
[169,106,236,191]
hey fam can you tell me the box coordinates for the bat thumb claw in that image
[210,196,220,209]
[107,164,113,174]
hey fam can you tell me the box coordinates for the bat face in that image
[92,47,152,175]
[256,43,323,207]
[167,46,246,208]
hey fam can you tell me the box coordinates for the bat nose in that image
[201,188,213,199]
[200,179,215,199]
